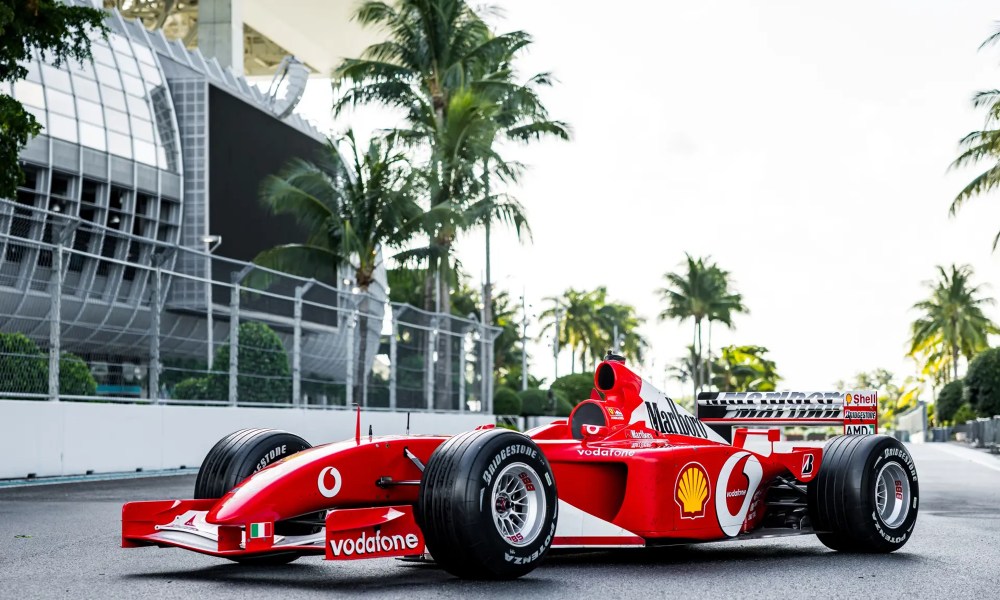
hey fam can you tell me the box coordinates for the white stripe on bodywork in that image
[554,499,639,539]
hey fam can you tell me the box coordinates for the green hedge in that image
[965,348,1000,417]
[493,386,522,415]
[518,388,552,416]
[174,377,211,401]
[0,332,48,394]
[550,373,594,406]
[208,322,291,403]
[936,379,964,424]
[0,333,96,397]
[59,352,97,396]
[953,403,978,424]
[554,395,574,417]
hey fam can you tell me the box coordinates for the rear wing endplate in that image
[696,390,878,439]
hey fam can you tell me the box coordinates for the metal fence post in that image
[458,329,466,412]
[480,319,488,412]
[345,308,355,408]
[149,262,161,404]
[486,330,495,415]
[47,239,63,401]
[292,280,314,408]
[389,308,397,411]
[426,316,437,410]
[229,265,252,406]
[148,246,173,404]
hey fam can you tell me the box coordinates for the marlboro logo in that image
[645,401,710,439]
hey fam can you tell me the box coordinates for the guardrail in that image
[929,415,1000,450]
[0,212,500,413]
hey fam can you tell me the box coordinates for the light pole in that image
[521,289,529,391]
[201,234,222,369]
[553,306,562,380]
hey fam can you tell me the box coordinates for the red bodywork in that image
[122,360,875,560]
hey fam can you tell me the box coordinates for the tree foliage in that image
[711,345,781,392]
[492,386,521,415]
[658,254,747,397]
[0,332,95,397]
[334,0,568,320]
[965,347,1000,417]
[953,403,977,424]
[909,264,998,382]
[0,331,47,394]
[1,0,107,198]
[59,352,96,396]
[256,130,422,402]
[208,322,291,403]
[935,379,965,424]
[550,373,595,406]
[950,25,1000,250]
[517,388,553,416]
[539,287,648,372]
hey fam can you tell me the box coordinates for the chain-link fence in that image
[0,208,500,412]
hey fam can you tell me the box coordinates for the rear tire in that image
[807,434,919,553]
[194,429,313,565]
[416,429,558,580]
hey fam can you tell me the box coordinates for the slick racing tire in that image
[416,428,558,580]
[807,434,919,553]
[194,428,313,565]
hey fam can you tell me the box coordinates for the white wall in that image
[0,401,491,479]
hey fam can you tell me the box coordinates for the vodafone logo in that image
[318,466,342,498]
[715,451,763,537]
[329,530,420,557]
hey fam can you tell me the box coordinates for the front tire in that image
[194,428,313,565]
[807,434,919,553]
[416,429,558,580]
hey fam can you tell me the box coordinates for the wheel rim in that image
[874,462,910,529]
[490,462,546,547]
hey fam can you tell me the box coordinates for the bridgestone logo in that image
[482,444,538,485]
[884,447,918,481]
[254,444,287,472]
[845,410,875,420]
[329,530,419,557]
[645,401,710,438]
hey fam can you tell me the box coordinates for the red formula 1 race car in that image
[122,356,919,579]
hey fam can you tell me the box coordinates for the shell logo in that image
[675,462,711,519]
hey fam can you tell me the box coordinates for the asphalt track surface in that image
[2,443,999,600]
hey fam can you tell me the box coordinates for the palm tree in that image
[951,26,1000,249]
[657,254,747,397]
[334,1,567,409]
[909,264,999,381]
[539,288,603,374]
[596,301,649,365]
[710,345,780,392]
[254,130,420,403]
[333,0,567,316]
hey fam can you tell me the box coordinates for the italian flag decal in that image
[249,522,272,538]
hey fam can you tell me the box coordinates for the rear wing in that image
[696,391,878,440]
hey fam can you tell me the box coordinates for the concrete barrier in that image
[0,401,491,479]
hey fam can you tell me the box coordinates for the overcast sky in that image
[296,0,1000,398]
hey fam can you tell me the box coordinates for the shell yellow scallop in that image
[675,464,710,518]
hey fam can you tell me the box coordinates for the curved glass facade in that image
[13,33,180,172]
